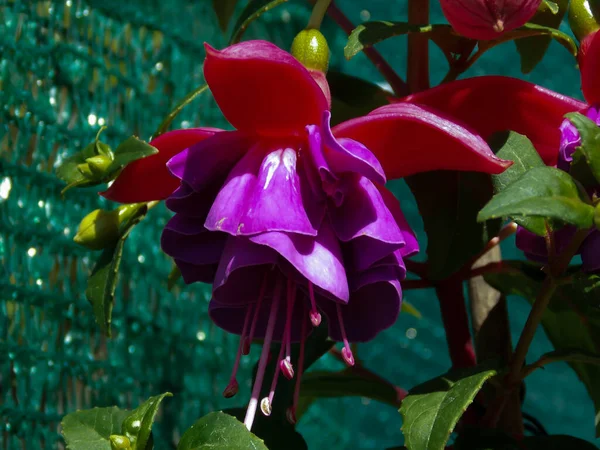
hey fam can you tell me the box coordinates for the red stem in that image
[435,279,477,368]
[327,2,409,97]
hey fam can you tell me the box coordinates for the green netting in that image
[0,0,595,449]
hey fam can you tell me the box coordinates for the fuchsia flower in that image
[103,40,511,429]
[515,31,600,272]
[440,0,542,40]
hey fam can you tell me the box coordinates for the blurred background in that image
[0,0,593,448]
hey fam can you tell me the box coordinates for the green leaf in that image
[212,0,239,32]
[407,171,501,280]
[485,262,600,436]
[300,370,403,408]
[478,166,594,228]
[455,428,599,450]
[327,71,390,126]
[61,407,128,450]
[565,112,600,185]
[121,393,172,450]
[85,204,148,336]
[515,0,569,73]
[345,22,444,60]
[525,348,600,376]
[107,136,158,174]
[400,365,497,450]
[488,131,547,236]
[478,23,577,60]
[230,0,289,44]
[177,412,267,450]
[153,85,210,138]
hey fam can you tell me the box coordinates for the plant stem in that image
[506,277,557,385]
[307,0,333,30]
[407,0,430,92]
[326,2,409,96]
[436,279,477,368]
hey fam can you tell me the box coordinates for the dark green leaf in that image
[344,22,443,60]
[327,71,389,126]
[515,0,569,73]
[61,407,128,450]
[407,171,500,280]
[455,428,599,450]
[85,204,148,336]
[400,365,497,450]
[485,262,600,436]
[230,0,289,44]
[478,23,577,60]
[177,412,267,450]
[565,112,600,185]
[488,131,547,235]
[122,392,172,450]
[300,369,403,408]
[107,136,158,173]
[153,85,210,138]
[525,348,600,377]
[478,166,594,228]
[212,0,239,32]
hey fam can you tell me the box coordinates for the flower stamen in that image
[287,310,308,425]
[307,282,322,327]
[261,344,286,417]
[244,272,269,355]
[280,279,296,379]
[336,302,355,367]
[223,304,254,398]
[244,276,283,431]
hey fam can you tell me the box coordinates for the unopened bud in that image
[109,435,131,449]
[85,154,113,176]
[440,0,542,40]
[291,29,330,73]
[74,209,120,250]
[569,0,600,42]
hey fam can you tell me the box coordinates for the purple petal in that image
[176,259,218,284]
[249,221,349,302]
[370,249,407,281]
[581,231,600,272]
[161,218,226,266]
[559,106,600,172]
[319,265,401,342]
[209,283,311,341]
[378,186,420,258]
[515,226,582,262]
[320,111,386,185]
[167,131,253,191]
[306,124,343,205]
[213,236,279,305]
[165,181,223,218]
[205,143,318,236]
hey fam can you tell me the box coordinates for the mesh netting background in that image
[0,0,595,448]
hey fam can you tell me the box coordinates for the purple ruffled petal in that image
[176,259,219,284]
[581,231,600,272]
[558,106,600,172]
[249,221,349,302]
[377,185,420,258]
[161,217,227,266]
[306,124,343,205]
[209,283,311,341]
[515,226,582,263]
[321,111,386,185]
[167,131,252,192]
[213,236,279,305]
[319,265,401,342]
[205,142,318,236]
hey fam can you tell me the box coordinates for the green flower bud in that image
[569,0,600,41]
[74,209,120,250]
[76,162,94,178]
[291,29,330,73]
[109,435,131,449]
[85,154,113,176]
